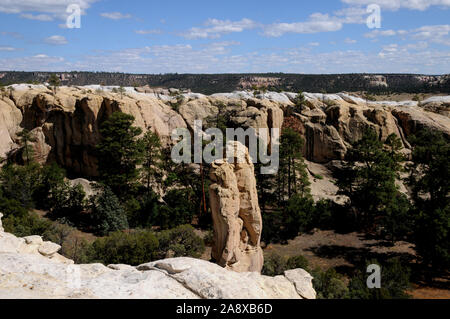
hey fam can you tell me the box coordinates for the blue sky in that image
[0,0,449,74]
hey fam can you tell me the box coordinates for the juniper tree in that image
[337,129,411,238]
[17,129,36,165]
[408,130,449,273]
[277,128,310,203]
[97,112,143,197]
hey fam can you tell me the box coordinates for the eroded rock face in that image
[0,97,22,160]
[0,214,315,299]
[209,142,264,273]
[1,85,449,174]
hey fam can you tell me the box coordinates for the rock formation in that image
[0,84,449,203]
[0,214,315,299]
[209,142,264,273]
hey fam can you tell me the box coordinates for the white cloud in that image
[406,41,429,50]
[44,35,68,45]
[1,31,23,39]
[2,40,448,75]
[263,13,342,37]
[308,42,320,46]
[364,25,450,46]
[100,12,132,20]
[20,13,53,21]
[181,18,258,39]
[334,6,368,23]
[0,0,97,20]
[341,0,450,11]
[364,29,399,38]
[0,46,20,51]
[345,38,357,44]
[0,54,65,71]
[411,24,450,45]
[135,29,162,35]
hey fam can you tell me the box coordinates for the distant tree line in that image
[1,72,449,94]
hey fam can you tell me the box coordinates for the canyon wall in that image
[1,85,449,175]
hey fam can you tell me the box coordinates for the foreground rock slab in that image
[0,216,315,299]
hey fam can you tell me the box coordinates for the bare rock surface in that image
[209,142,264,273]
[1,85,449,175]
[0,85,448,205]
[0,214,315,299]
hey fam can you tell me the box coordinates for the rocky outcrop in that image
[391,105,450,139]
[0,215,315,299]
[0,225,73,264]
[0,97,22,160]
[4,85,186,176]
[1,85,449,174]
[209,142,264,273]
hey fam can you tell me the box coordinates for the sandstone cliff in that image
[0,84,449,199]
[0,214,316,299]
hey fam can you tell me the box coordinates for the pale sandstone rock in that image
[306,160,349,205]
[29,127,52,165]
[0,231,26,253]
[107,264,138,271]
[2,86,449,173]
[209,142,264,273]
[48,253,74,265]
[284,269,317,299]
[69,178,98,197]
[392,106,450,138]
[0,98,22,160]
[38,242,61,257]
[23,235,43,245]
[0,217,315,299]
[138,258,307,299]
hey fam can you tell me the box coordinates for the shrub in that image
[262,254,289,276]
[125,191,160,229]
[79,225,205,265]
[49,183,86,225]
[286,255,309,271]
[3,211,52,238]
[284,194,315,236]
[348,258,411,299]
[83,230,159,265]
[310,199,334,230]
[89,186,129,236]
[33,163,66,210]
[262,210,286,243]
[312,268,349,299]
[262,253,309,276]
[0,163,41,209]
[157,224,205,259]
[134,188,196,230]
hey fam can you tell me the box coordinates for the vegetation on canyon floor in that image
[0,108,448,299]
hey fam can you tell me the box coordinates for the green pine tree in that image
[97,112,143,197]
